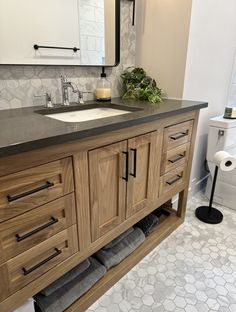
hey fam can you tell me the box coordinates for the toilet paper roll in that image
[213,151,236,172]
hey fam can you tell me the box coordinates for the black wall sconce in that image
[128,0,136,26]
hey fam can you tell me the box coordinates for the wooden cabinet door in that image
[126,131,160,218]
[89,141,127,242]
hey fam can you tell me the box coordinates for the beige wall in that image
[136,0,192,98]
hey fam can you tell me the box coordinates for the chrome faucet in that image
[61,75,84,106]
[34,92,53,108]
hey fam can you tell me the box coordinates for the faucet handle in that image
[34,92,53,108]
[61,75,68,83]
[81,91,94,103]
[78,91,93,104]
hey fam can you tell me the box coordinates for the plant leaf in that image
[121,67,163,103]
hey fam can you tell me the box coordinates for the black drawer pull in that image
[168,154,185,164]
[122,151,129,182]
[170,132,188,140]
[7,181,54,202]
[166,175,182,186]
[22,248,62,276]
[130,148,137,177]
[16,217,59,242]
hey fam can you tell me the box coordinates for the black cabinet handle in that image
[7,181,54,202]
[122,152,129,182]
[22,248,62,276]
[170,132,188,140]
[130,148,137,177]
[166,175,182,186]
[16,217,59,242]
[168,154,185,164]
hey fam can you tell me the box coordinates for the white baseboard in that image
[188,174,209,197]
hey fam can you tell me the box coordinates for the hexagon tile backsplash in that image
[0,0,135,110]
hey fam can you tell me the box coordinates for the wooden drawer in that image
[0,225,78,301]
[163,120,193,151]
[0,194,76,264]
[161,142,190,175]
[0,158,74,222]
[159,165,186,196]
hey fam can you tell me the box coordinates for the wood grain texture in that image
[159,164,187,196]
[161,142,190,175]
[0,225,78,301]
[0,158,74,223]
[177,111,199,218]
[0,263,10,302]
[126,131,161,218]
[73,152,91,251]
[0,239,4,265]
[163,120,193,152]
[0,194,76,263]
[89,141,127,242]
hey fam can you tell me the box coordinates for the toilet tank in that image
[207,115,236,162]
[206,115,236,210]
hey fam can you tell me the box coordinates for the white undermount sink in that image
[45,107,131,123]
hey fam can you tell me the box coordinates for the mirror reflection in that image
[0,0,119,66]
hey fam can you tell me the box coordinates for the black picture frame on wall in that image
[0,0,120,68]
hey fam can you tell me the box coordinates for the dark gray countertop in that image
[0,97,208,158]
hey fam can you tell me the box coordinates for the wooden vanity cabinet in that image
[89,141,127,242]
[0,110,200,312]
[0,194,76,262]
[1,226,78,301]
[0,158,74,223]
[160,119,193,196]
[89,131,161,242]
[126,131,160,218]
[0,157,78,304]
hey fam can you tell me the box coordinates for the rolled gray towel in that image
[103,227,134,250]
[34,257,106,312]
[135,213,159,236]
[40,258,90,296]
[94,227,145,269]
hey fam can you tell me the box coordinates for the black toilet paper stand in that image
[195,165,223,224]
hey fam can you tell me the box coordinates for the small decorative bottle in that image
[95,67,111,102]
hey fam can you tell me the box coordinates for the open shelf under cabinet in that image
[65,210,183,312]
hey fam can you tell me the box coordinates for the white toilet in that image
[206,115,236,210]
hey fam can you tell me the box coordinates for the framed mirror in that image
[0,0,120,66]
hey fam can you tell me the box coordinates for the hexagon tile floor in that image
[87,192,236,312]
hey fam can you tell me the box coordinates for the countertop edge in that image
[0,102,207,158]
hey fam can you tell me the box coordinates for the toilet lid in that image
[209,115,236,128]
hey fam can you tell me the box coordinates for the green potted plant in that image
[121,67,163,103]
